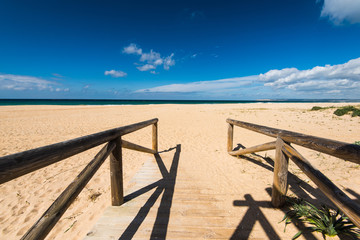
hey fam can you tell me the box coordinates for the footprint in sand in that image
[29,208,38,216]
[17,205,28,216]
[16,226,28,236]
[2,227,10,234]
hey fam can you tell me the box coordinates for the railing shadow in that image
[346,188,360,205]
[230,143,330,239]
[234,143,335,206]
[119,144,181,240]
[231,193,281,240]
[231,189,318,240]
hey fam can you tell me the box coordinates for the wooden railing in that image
[0,118,158,240]
[226,118,360,228]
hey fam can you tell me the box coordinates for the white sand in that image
[0,103,359,239]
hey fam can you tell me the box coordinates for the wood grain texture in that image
[227,123,233,152]
[110,137,123,206]
[271,138,288,208]
[122,140,156,154]
[21,141,116,240]
[282,143,360,228]
[226,118,360,164]
[0,118,158,184]
[152,122,158,152]
[228,141,276,156]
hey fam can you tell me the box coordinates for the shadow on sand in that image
[118,144,181,240]
[229,143,333,239]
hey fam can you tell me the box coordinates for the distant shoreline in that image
[1,99,360,106]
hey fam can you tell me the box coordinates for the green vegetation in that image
[310,106,333,111]
[311,105,360,117]
[281,197,359,239]
[355,141,360,145]
[333,106,360,117]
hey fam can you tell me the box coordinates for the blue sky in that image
[1,0,360,100]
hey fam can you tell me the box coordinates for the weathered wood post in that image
[227,123,234,152]
[152,122,158,152]
[110,137,123,206]
[271,137,289,207]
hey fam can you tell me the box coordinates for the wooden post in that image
[110,137,123,206]
[227,123,234,152]
[271,137,289,207]
[152,122,158,152]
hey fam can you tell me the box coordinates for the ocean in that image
[0,99,359,106]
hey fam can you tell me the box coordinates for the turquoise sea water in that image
[0,99,359,106]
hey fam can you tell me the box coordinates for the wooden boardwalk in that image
[84,145,238,239]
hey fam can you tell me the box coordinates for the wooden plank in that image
[227,123,233,152]
[21,141,116,240]
[226,118,360,164]
[228,141,276,156]
[0,118,158,184]
[282,143,360,228]
[110,137,123,206]
[271,138,288,207]
[122,140,156,154]
[152,122,158,152]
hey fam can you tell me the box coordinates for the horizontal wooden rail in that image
[21,141,116,240]
[282,142,360,228]
[0,119,159,240]
[227,118,360,228]
[122,140,156,154]
[228,141,276,156]
[227,118,360,164]
[0,118,158,184]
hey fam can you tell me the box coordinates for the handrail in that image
[227,118,360,164]
[281,140,360,227]
[22,141,116,240]
[0,118,159,240]
[0,118,158,184]
[227,118,360,228]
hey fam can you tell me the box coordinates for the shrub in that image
[281,197,359,239]
[311,106,323,111]
[333,106,360,117]
[352,108,360,117]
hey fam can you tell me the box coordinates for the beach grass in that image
[311,105,360,117]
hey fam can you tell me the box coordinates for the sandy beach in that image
[0,103,359,239]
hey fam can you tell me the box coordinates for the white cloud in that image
[137,64,156,71]
[140,49,161,63]
[263,58,360,89]
[321,0,360,24]
[135,57,360,97]
[287,79,359,91]
[163,53,175,70]
[104,70,127,78]
[154,59,163,66]
[123,43,142,55]
[0,73,56,91]
[123,43,175,72]
[136,76,256,93]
